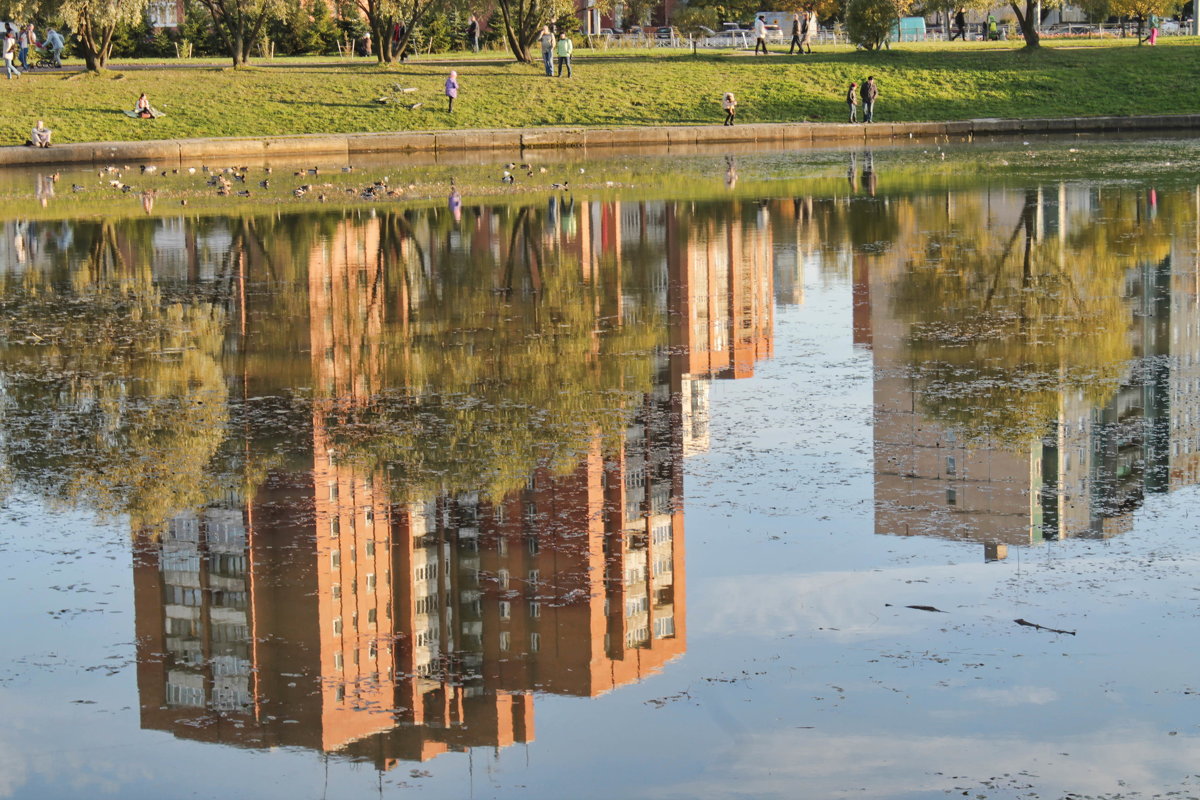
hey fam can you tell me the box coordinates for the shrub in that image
[845,0,912,50]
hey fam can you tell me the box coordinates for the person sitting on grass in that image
[28,120,51,147]
[128,93,164,119]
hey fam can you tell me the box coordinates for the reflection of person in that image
[753,15,768,54]
[444,70,458,112]
[539,26,555,76]
[862,150,877,196]
[29,119,52,147]
[846,82,858,122]
[3,31,20,80]
[36,174,55,207]
[847,152,859,192]
[860,76,878,122]
[555,33,572,77]
[722,91,737,125]
[788,13,802,54]
[725,156,738,189]
[45,28,64,66]
[449,188,462,221]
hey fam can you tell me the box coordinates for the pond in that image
[2,137,1200,800]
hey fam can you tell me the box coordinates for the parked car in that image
[655,26,678,38]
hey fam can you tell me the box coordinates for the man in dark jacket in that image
[789,13,802,53]
[861,76,878,122]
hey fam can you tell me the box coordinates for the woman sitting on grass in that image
[128,93,163,119]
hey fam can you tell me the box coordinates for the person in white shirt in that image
[3,31,19,79]
[30,120,51,147]
[753,15,768,55]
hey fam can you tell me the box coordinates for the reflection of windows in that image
[367,608,377,624]
[654,616,675,638]
[499,601,511,619]
[499,631,510,651]
[331,550,340,569]
[366,574,376,592]
[530,632,540,652]
[498,569,509,589]
[652,524,671,545]
[332,617,343,636]
[527,569,540,587]
[625,596,648,617]
[947,486,957,506]
[497,537,508,556]
[529,601,541,618]
[335,684,346,701]
[334,652,343,670]
[166,682,205,707]
[365,540,375,557]
[526,536,539,555]
[624,626,649,648]
[946,456,956,476]
[164,585,202,606]
[330,517,340,538]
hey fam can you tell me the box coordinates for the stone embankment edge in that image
[2,114,1197,168]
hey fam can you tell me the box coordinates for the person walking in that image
[861,75,878,122]
[1144,13,1159,44]
[846,82,858,122]
[800,11,814,53]
[539,26,555,76]
[951,8,966,40]
[444,70,458,112]
[753,15,768,54]
[788,13,802,53]
[467,14,480,52]
[44,27,63,67]
[3,31,19,79]
[555,32,573,77]
[722,91,737,125]
[17,23,32,71]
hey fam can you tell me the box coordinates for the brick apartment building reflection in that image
[855,185,1200,556]
[132,196,775,769]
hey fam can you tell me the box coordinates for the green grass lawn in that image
[6,38,1199,146]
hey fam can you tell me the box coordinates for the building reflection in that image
[856,184,1200,555]
[130,197,777,768]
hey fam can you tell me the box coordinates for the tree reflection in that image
[0,220,229,531]
[891,188,1176,445]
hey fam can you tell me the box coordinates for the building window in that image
[499,601,511,619]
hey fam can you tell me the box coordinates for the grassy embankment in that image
[3,38,1198,146]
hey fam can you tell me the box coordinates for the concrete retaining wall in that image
[3,114,1198,168]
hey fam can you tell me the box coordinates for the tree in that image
[914,0,988,38]
[1108,0,1173,40]
[620,0,655,27]
[845,0,911,50]
[194,0,281,65]
[356,0,446,63]
[493,0,571,62]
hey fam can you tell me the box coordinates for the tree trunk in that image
[497,0,532,62]
[1009,0,1040,47]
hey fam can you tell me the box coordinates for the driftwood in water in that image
[1014,618,1076,636]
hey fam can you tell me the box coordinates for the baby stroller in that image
[32,44,61,69]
